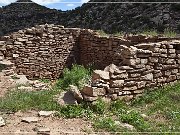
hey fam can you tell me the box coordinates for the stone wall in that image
[80,40,180,101]
[0,24,180,103]
[0,24,81,79]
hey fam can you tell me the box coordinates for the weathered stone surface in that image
[34,127,50,135]
[38,111,55,117]
[21,117,38,123]
[69,85,83,103]
[104,64,125,74]
[110,80,124,87]
[56,91,78,105]
[82,85,106,97]
[92,70,110,80]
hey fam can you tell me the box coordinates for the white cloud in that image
[66,3,75,7]
[0,0,62,5]
[81,0,90,3]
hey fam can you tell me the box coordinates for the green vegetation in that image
[0,64,180,132]
[96,30,109,37]
[11,75,20,80]
[0,63,6,72]
[163,28,177,38]
[39,79,51,83]
[56,64,91,90]
[141,29,158,36]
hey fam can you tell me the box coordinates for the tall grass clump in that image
[141,29,158,36]
[56,64,91,90]
[164,28,177,38]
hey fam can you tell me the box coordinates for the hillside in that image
[0,0,62,35]
[62,0,180,34]
[0,0,180,35]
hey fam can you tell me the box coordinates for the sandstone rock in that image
[15,75,29,85]
[119,123,135,131]
[69,85,83,103]
[104,64,125,74]
[56,91,78,106]
[83,94,98,102]
[92,70,110,80]
[33,127,50,135]
[82,85,106,97]
[38,111,55,117]
[18,86,33,91]
[0,117,5,127]
[110,73,128,79]
[21,117,38,123]
[143,73,153,81]
[110,80,124,87]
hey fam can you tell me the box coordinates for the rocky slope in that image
[62,0,180,34]
[0,0,180,35]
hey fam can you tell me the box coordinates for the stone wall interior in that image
[0,24,180,100]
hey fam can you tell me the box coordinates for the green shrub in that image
[119,110,150,131]
[93,117,118,132]
[91,98,109,114]
[0,63,6,72]
[56,64,91,90]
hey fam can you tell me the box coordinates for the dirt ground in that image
[0,110,94,135]
[0,72,96,135]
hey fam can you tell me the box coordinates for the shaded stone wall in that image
[0,24,81,79]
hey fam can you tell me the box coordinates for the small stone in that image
[15,75,29,85]
[21,117,38,123]
[82,94,98,102]
[18,86,33,91]
[119,123,135,131]
[34,127,50,135]
[38,111,55,117]
[0,117,5,127]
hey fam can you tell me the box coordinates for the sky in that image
[0,0,90,11]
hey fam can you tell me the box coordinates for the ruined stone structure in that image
[0,24,180,100]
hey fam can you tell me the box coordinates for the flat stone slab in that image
[38,111,55,117]
[21,117,39,123]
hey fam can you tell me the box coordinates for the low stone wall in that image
[80,40,180,101]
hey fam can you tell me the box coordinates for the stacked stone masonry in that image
[0,24,180,100]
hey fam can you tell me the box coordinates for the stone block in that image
[82,85,106,97]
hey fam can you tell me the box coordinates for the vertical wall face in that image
[79,29,132,69]
[0,25,81,79]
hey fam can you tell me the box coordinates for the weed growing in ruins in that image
[39,79,50,83]
[141,29,158,37]
[0,63,6,72]
[164,28,177,38]
[56,64,91,90]
[96,30,109,37]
